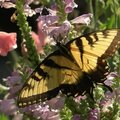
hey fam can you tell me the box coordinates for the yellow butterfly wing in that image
[17,29,120,107]
[18,51,81,107]
[69,29,120,80]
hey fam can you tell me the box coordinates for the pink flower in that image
[31,31,44,53]
[21,21,50,55]
[31,21,54,54]
[31,26,48,54]
[0,32,17,56]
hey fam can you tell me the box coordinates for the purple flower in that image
[64,0,78,13]
[49,21,71,39]
[21,102,60,120]
[70,13,93,25]
[37,15,71,41]
[72,114,81,120]
[88,108,100,120]
[5,71,21,87]
[74,95,86,103]
[104,91,115,100]
[99,99,113,112]
[37,15,59,27]
[104,72,118,86]
[3,71,22,98]
[36,7,92,42]
[64,0,73,4]
[4,68,32,98]
[0,1,15,8]
[19,97,64,119]
[47,97,65,109]
[24,4,36,17]
[114,87,120,103]
[0,99,18,115]
[12,113,23,120]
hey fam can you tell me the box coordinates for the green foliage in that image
[60,102,73,120]
[16,0,40,67]
[87,0,120,30]
[0,114,8,120]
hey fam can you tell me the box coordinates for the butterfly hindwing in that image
[18,29,120,107]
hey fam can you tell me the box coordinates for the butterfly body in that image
[18,29,120,107]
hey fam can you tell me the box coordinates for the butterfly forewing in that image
[69,29,120,72]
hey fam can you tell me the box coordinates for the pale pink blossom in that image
[21,22,50,54]
[31,21,53,54]
[31,31,44,53]
[0,32,17,56]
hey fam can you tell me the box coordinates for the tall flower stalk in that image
[16,0,40,67]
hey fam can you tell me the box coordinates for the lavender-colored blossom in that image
[49,21,71,39]
[37,13,92,42]
[47,97,65,109]
[104,91,115,100]
[74,95,86,103]
[37,15,71,41]
[37,7,92,42]
[64,0,78,13]
[114,87,120,103]
[19,97,64,119]
[50,3,57,11]
[5,71,22,98]
[21,102,60,120]
[88,108,100,120]
[0,1,15,8]
[0,99,18,115]
[13,113,23,120]
[4,68,32,98]
[5,71,21,87]
[72,114,81,120]
[37,15,59,27]
[24,4,36,17]
[99,99,113,112]
[64,0,73,4]
[104,72,118,86]
[0,0,40,17]
[70,13,93,25]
